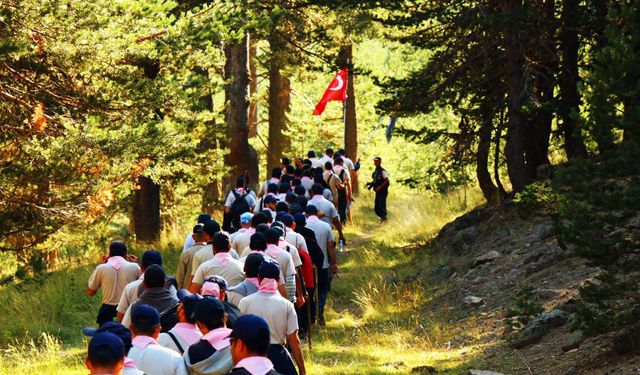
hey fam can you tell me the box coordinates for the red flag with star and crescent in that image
[313,67,348,116]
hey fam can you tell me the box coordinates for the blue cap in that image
[131,304,160,330]
[228,314,270,342]
[240,212,254,224]
[293,213,306,226]
[83,322,132,352]
[176,290,203,323]
[280,214,294,226]
[259,259,280,280]
[264,195,278,204]
[197,213,211,224]
[88,332,124,362]
[195,297,226,322]
[141,250,162,268]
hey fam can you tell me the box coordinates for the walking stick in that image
[306,287,313,351]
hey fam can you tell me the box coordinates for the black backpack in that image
[230,190,251,229]
[159,303,179,333]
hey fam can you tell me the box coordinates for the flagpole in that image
[343,61,349,147]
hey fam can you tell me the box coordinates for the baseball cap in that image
[249,233,267,251]
[280,214,294,227]
[88,332,124,363]
[228,314,270,343]
[204,275,228,291]
[143,264,165,288]
[82,322,132,353]
[197,213,211,224]
[141,250,162,268]
[203,220,221,237]
[131,304,160,331]
[194,297,226,323]
[176,290,202,322]
[373,156,382,161]
[201,281,221,299]
[264,195,278,204]
[240,212,253,224]
[259,259,280,280]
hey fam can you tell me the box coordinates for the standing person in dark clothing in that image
[121,265,179,328]
[368,156,389,222]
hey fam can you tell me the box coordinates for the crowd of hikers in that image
[84,148,392,375]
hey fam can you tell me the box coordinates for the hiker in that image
[304,205,338,326]
[261,196,278,221]
[230,213,253,242]
[200,275,241,329]
[333,156,350,223]
[122,265,179,329]
[259,168,282,198]
[183,213,211,252]
[319,147,334,167]
[280,214,308,255]
[184,297,234,375]
[300,168,314,193]
[157,291,203,355]
[82,321,143,375]
[190,232,245,293]
[292,214,322,336]
[88,240,142,325]
[239,233,287,296]
[368,156,389,222]
[264,228,297,302]
[85,332,125,375]
[307,183,346,245]
[238,260,306,375]
[192,220,240,282]
[176,224,206,290]
[254,183,278,214]
[322,161,343,208]
[307,150,322,170]
[227,253,265,306]
[128,304,187,375]
[232,212,268,255]
[228,315,283,375]
[337,149,355,177]
[223,176,256,233]
[117,250,167,322]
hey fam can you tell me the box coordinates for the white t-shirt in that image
[238,292,298,345]
[307,196,339,227]
[224,189,257,209]
[158,323,202,354]
[128,339,188,375]
[309,158,323,170]
[88,259,141,305]
[319,155,333,167]
[305,217,335,269]
[192,254,245,287]
[343,157,355,173]
[285,230,308,256]
[116,278,143,315]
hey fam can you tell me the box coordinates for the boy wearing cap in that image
[201,275,241,329]
[183,214,211,252]
[83,321,144,375]
[230,213,253,243]
[122,265,179,328]
[88,241,142,325]
[117,250,165,322]
[184,297,234,375]
[238,261,306,375]
[191,233,245,293]
[176,225,207,290]
[232,213,268,255]
[86,332,126,375]
[228,315,282,375]
[158,292,203,354]
[227,253,264,306]
[128,304,188,375]
[263,228,296,302]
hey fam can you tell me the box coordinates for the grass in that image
[0,187,488,374]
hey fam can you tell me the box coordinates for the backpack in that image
[230,190,251,229]
[159,303,179,333]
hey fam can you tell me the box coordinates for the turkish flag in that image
[313,67,348,116]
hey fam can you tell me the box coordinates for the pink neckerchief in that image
[276,193,287,201]
[245,228,256,236]
[202,327,232,350]
[132,335,157,349]
[334,165,344,174]
[235,187,246,195]
[214,252,231,266]
[307,215,320,224]
[301,176,312,183]
[124,357,137,369]
[235,356,275,375]
[258,278,279,294]
[171,322,202,346]
[246,277,260,288]
[107,256,125,271]
[265,244,284,259]
[138,274,144,280]
[237,227,249,234]
[202,281,221,299]
[311,195,324,202]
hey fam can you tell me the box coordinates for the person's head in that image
[338,148,347,157]
[86,332,125,375]
[260,209,274,224]
[251,212,269,228]
[334,156,344,166]
[263,196,277,210]
[281,157,291,169]
[244,253,264,278]
[109,241,127,258]
[280,174,292,185]
[192,223,205,242]
[176,290,202,324]
[239,212,253,228]
[197,213,211,224]
[83,322,132,356]
[313,172,324,184]
[302,162,312,171]
[325,147,334,157]
[143,264,165,289]
[304,205,318,217]
[311,183,324,196]
[307,150,316,159]
[271,167,282,179]
[265,228,281,245]
[202,275,228,300]
[278,182,291,194]
[294,185,306,196]
[285,164,295,176]
[373,156,382,167]
[140,250,162,272]
[258,259,280,282]
[293,213,306,228]
[249,233,267,251]
[291,178,301,188]
[255,223,270,233]
[229,315,271,365]
[267,183,279,195]
[324,161,333,171]
[275,201,289,214]
[280,214,295,230]
[131,304,161,338]
[212,232,230,254]
[194,297,227,334]
[236,175,249,188]
[293,168,303,178]
[203,220,221,242]
[285,192,298,205]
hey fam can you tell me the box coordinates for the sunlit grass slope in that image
[0,187,484,374]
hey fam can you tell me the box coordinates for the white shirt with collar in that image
[128,336,188,375]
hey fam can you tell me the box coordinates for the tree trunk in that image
[267,32,291,173]
[494,109,508,197]
[133,176,161,242]
[248,40,258,138]
[200,70,221,213]
[559,0,588,159]
[477,105,501,205]
[337,43,359,192]
[503,0,532,193]
[224,33,259,192]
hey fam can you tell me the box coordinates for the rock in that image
[613,323,640,355]
[563,367,578,375]
[468,371,506,375]
[411,365,438,374]
[473,250,501,267]
[464,296,484,306]
[449,272,458,280]
[510,309,570,349]
[561,330,585,352]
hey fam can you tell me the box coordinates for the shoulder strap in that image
[166,331,184,354]
[232,190,240,199]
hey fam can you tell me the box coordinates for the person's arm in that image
[175,253,187,288]
[87,268,100,297]
[278,284,288,299]
[374,177,389,192]
[327,239,338,275]
[331,217,346,244]
[189,266,204,293]
[288,331,306,375]
[86,287,97,297]
[188,282,202,294]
